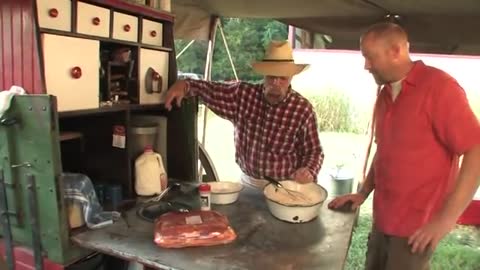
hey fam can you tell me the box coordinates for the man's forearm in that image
[438,144,480,221]
[358,167,375,198]
[357,153,376,198]
[302,151,323,180]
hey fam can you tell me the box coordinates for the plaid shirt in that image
[186,79,324,180]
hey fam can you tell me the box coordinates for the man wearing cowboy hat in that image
[164,40,324,187]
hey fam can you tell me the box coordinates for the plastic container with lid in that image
[135,145,167,196]
[199,183,211,211]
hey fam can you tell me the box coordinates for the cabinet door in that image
[76,1,110,38]
[112,12,138,42]
[142,19,163,46]
[139,49,169,104]
[37,0,71,31]
[42,34,99,111]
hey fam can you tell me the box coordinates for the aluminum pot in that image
[329,166,354,197]
[263,180,328,223]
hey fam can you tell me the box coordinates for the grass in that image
[345,205,480,270]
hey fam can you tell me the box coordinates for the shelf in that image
[60,131,84,141]
[58,104,167,118]
[110,74,126,80]
[59,105,130,118]
[109,61,129,67]
[140,44,172,52]
[83,0,175,22]
[40,28,173,53]
[129,103,167,111]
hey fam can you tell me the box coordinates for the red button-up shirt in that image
[373,61,480,237]
[186,79,324,179]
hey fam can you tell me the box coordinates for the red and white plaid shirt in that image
[186,79,324,180]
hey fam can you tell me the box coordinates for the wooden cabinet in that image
[37,1,174,110]
[142,19,163,46]
[42,34,99,111]
[139,48,169,104]
[0,0,187,267]
[76,1,110,38]
[112,12,138,42]
[37,0,71,31]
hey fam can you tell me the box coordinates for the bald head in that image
[362,22,409,49]
[360,23,413,85]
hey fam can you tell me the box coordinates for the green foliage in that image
[346,214,480,270]
[306,91,366,134]
[345,213,372,270]
[174,40,208,74]
[175,18,288,81]
[431,226,480,270]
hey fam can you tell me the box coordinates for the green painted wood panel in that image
[0,95,81,264]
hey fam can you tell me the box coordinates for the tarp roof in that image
[172,0,480,55]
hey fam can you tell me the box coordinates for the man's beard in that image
[264,88,284,104]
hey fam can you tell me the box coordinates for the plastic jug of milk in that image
[135,145,167,196]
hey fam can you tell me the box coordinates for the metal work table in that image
[71,186,357,270]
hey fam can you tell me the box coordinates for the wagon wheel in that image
[198,142,219,182]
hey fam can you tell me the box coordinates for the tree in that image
[175,18,288,82]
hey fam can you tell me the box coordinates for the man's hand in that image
[408,215,456,254]
[292,167,314,183]
[328,193,366,211]
[164,80,187,110]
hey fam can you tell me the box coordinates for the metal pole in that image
[175,40,196,59]
[198,17,220,181]
[26,174,43,270]
[0,170,15,270]
[218,21,238,81]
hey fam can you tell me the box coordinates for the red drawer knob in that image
[150,30,157,37]
[71,67,82,79]
[123,24,131,32]
[48,8,59,18]
[92,17,101,26]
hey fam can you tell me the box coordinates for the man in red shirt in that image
[329,22,480,269]
[164,40,324,188]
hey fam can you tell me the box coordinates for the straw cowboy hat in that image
[252,40,307,77]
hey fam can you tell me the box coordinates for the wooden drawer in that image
[142,19,163,46]
[112,12,138,42]
[76,2,110,38]
[42,34,99,111]
[139,48,169,104]
[37,0,71,31]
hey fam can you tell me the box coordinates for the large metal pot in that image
[130,123,158,158]
[263,180,328,223]
[329,166,354,197]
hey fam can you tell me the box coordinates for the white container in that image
[135,146,167,196]
[209,181,243,205]
[263,180,328,223]
[199,183,211,210]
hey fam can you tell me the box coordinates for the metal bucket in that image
[329,166,354,197]
[131,123,158,158]
[330,177,353,197]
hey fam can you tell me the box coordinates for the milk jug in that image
[135,145,167,196]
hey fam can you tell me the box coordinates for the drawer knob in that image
[71,67,82,79]
[123,24,131,32]
[150,30,157,37]
[92,17,101,26]
[48,8,59,18]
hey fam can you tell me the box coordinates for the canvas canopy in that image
[172,0,480,55]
